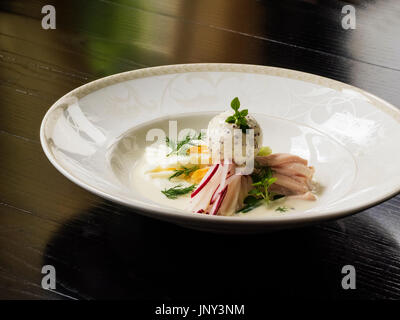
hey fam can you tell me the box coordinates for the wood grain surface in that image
[1,0,400,300]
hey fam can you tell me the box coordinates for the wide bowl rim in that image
[40,63,400,227]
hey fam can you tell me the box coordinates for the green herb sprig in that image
[165,135,191,157]
[249,166,277,204]
[168,165,199,180]
[197,131,204,140]
[161,184,197,199]
[275,206,290,212]
[165,132,204,157]
[237,196,263,213]
[237,165,285,214]
[225,97,249,133]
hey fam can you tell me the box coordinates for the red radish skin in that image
[211,186,228,215]
[191,164,219,198]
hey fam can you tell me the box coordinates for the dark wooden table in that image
[1,0,400,301]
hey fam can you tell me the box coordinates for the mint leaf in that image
[237,118,247,126]
[225,115,236,123]
[231,97,240,111]
[225,97,249,132]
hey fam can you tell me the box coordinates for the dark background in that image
[1,0,400,300]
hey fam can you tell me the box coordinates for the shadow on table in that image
[43,200,399,300]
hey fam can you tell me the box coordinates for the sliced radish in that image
[191,164,219,198]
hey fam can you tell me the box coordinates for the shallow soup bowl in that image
[40,63,400,233]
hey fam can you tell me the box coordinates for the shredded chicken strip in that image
[257,153,316,200]
[256,153,308,167]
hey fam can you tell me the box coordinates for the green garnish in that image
[165,132,203,157]
[272,194,285,201]
[165,135,191,157]
[168,165,199,180]
[197,131,205,140]
[161,184,197,199]
[250,178,277,204]
[275,206,289,212]
[225,97,250,133]
[237,165,284,214]
[238,196,263,213]
[165,136,175,151]
[257,146,272,156]
[249,166,277,204]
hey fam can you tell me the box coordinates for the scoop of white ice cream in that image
[207,111,262,164]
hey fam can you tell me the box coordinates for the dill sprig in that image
[197,131,204,140]
[275,206,289,212]
[165,135,191,157]
[161,184,197,199]
[168,165,199,180]
[165,132,204,157]
[165,136,175,150]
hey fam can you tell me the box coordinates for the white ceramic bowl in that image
[40,64,400,233]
